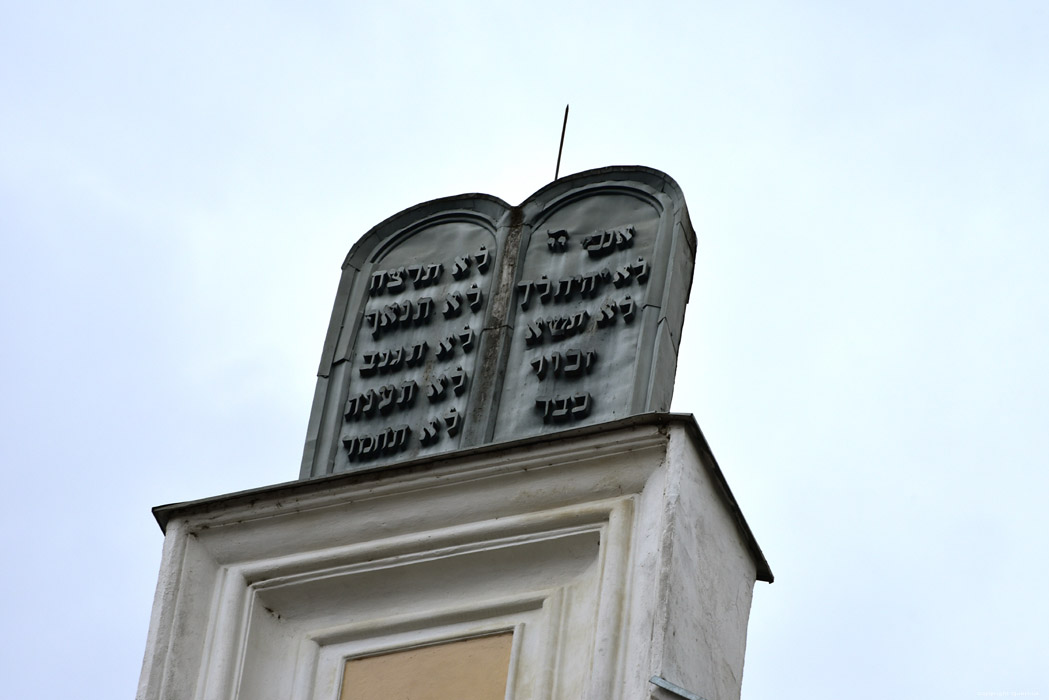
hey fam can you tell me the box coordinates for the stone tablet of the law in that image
[299,166,696,478]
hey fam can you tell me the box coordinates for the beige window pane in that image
[341,633,513,700]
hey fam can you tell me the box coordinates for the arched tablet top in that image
[342,166,693,271]
[367,211,500,265]
[524,165,685,205]
[343,193,509,270]
[522,166,693,240]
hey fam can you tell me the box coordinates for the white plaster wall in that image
[655,428,758,700]
[137,419,767,700]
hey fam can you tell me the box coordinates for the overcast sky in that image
[2,1,1047,698]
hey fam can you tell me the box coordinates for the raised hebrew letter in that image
[547,229,570,252]
[525,319,545,347]
[406,342,428,366]
[397,381,418,408]
[596,300,617,328]
[535,393,593,423]
[369,271,387,296]
[420,418,442,446]
[452,256,472,280]
[377,384,396,415]
[530,350,596,381]
[386,268,407,293]
[413,298,433,324]
[443,291,463,319]
[457,327,475,353]
[466,284,483,312]
[444,407,462,437]
[473,246,491,273]
[449,367,468,396]
[631,258,649,284]
[612,265,633,288]
[517,281,533,311]
[436,336,457,360]
[619,297,636,323]
[534,276,553,304]
[359,351,379,377]
[427,375,448,402]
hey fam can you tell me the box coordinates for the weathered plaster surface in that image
[139,415,770,700]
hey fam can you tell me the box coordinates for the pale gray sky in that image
[2,1,1047,698]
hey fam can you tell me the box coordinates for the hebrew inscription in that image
[300,167,696,478]
[334,231,495,468]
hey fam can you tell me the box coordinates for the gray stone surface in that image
[300,166,697,478]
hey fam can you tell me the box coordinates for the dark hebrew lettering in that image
[344,433,360,458]
[377,305,397,337]
[531,350,597,380]
[534,393,593,423]
[581,227,634,258]
[457,327,475,353]
[413,297,433,324]
[407,263,444,289]
[595,297,637,327]
[525,319,546,347]
[546,311,589,341]
[562,349,596,377]
[449,367,468,396]
[406,342,428,366]
[377,384,397,415]
[385,268,407,293]
[345,381,418,420]
[393,300,412,324]
[547,229,570,252]
[451,256,472,280]
[534,275,553,304]
[359,351,380,377]
[521,270,615,308]
[360,434,379,456]
[436,336,457,360]
[376,347,404,373]
[344,391,363,420]
[517,281,534,311]
[361,390,378,416]
[369,271,387,296]
[619,297,636,323]
[612,265,633,288]
[420,417,442,445]
[365,298,434,339]
[427,375,448,402]
[596,300,617,328]
[373,306,396,337]
[386,425,412,452]
[444,407,462,437]
[466,284,483,312]
[443,291,463,318]
[630,258,649,284]
[344,425,412,461]
[612,257,650,289]
[345,388,375,420]
[397,380,417,408]
[405,266,421,287]
[554,277,575,302]
[578,272,601,298]
[371,266,434,296]
[473,246,491,273]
